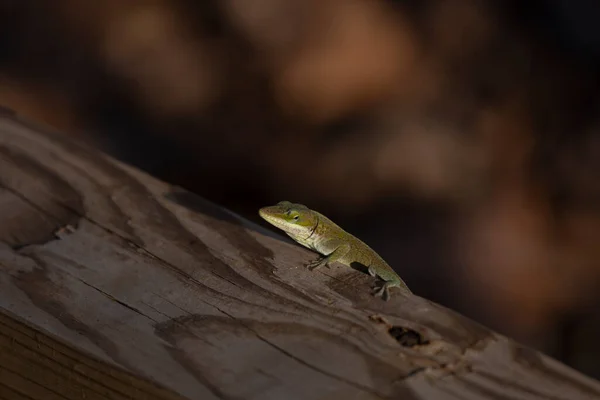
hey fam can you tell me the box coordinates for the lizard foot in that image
[372,282,391,301]
[307,257,329,271]
[372,280,412,301]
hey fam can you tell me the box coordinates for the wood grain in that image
[0,112,599,399]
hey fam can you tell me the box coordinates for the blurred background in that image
[1,0,600,378]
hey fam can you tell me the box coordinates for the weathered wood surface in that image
[0,111,599,400]
[0,308,185,400]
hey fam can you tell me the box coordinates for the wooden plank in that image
[0,112,599,400]
[0,310,181,400]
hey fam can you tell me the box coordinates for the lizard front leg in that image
[307,243,351,271]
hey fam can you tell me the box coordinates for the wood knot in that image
[388,326,429,347]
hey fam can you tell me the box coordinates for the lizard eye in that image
[293,215,299,220]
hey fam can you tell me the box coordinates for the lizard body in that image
[259,201,411,300]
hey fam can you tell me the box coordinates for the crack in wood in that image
[75,278,160,324]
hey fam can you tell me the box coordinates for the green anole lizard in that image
[259,201,412,300]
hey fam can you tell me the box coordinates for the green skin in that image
[259,201,412,300]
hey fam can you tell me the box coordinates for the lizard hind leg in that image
[372,281,401,301]
[372,282,390,301]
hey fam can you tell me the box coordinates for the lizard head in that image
[259,201,318,239]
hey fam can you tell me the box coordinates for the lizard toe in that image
[372,282,392,301]
[307,258,326,270]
